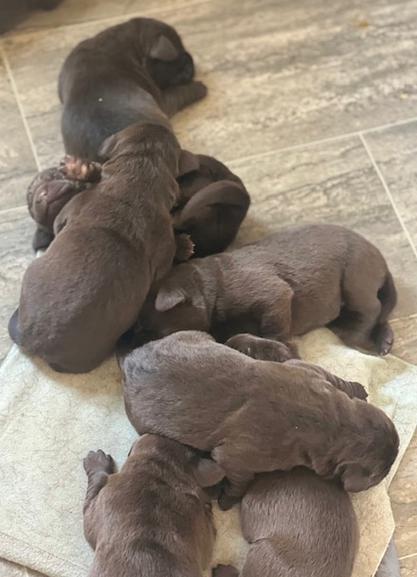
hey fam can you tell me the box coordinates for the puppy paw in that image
[83,450,114,476]
[347,381,368,401]
[374,322,394,356]
[212,565,239,577]
[61,156,101,182]
[191,80,208,100]
[175,233,195,262]
[226,333,297,362]
[217,492,240,511]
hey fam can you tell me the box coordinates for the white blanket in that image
[0,328,416,577]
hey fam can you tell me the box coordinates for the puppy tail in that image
[377,271,397,325]
[8,308,22,346]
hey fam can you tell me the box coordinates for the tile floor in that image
[0,0,416,574]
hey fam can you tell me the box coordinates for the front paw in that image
[61,156,101,182]
[226,333,297,362]
[191,80,208,101]
[83,450,114,476]
[175,233,195,262]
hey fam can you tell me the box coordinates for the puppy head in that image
[137,270,209,342]
[136,18,195,88]
[337,407,399,492]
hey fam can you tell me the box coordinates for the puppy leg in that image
[285,359,368,400]
[213,565,239,577]
[212,446,254,510]
[161,81,207,116]
[83,450,115,548]
[32,226,54,251]
[331,265,394,355]
[226,333,298,362]
[174,232,195,262]
[61,156,102,182]
[174,180,250,257]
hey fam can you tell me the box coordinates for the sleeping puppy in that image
[83,435,224,577]
[9,122,189,374]
[0,0,63,34]
[27,150,250,255]
[214,468,358,577]
[122,331,399,509]
[137,224,397,355]
[59,17,206,161]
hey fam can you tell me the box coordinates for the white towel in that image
[0,328,416,577]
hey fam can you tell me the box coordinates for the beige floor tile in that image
[364,121,417,252]
[0,207,34,362]
[0,558,43,577]
[0,55,37,209]
[390,430,417,558]
[391,315,417,365]
[400,554,417,577]
[228,136,417,319]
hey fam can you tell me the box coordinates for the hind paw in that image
[374,323,394,356]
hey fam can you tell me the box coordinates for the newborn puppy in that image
[27,150,250,255]
[0,0,63,34]
[122,331,399,509]
[83,435,224,577]
[59,17,206,160]
[9,122,186,373]
[138,224,396,355]
[215,468,358,577]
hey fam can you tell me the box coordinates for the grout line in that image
[399,552,417,561]
[359,133,417,260]
[0,43,41,171]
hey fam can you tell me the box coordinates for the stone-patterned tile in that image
[0,56,37,209]
[391,315,417,365]
[400,554,417,577]
[0,558,43,577]
[364,121,417,252]
[6,0,417,166]
[0,207,34,363]
[390,429,417,558]
[228,136,417,319]
[170,0,417,159]
[11,0,205,32]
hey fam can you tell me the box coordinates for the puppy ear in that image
[155,287,186,312]
[98,133,118,161]
[194,458,225,488]
[149,35,179,61]
[340,463,370,492]
[178,150,200,177]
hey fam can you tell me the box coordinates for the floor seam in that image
[399,552,417,561]
[359,133,417,261]
[0,43,41,172]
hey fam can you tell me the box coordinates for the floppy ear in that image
[155,287,186,312]
[340,463,370,492]
[98,133,118,161]
[178,149,200,177]
[194,458,225,488]
[149,35,179,61]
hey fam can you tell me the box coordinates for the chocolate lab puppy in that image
[122,331,399,509]
[59,17,206,160]
[27,150,250,254]
[214,468,358,577]
[83,434,224,577]
[9,122,188,373]
[137,224,397,355]
[0,0,63,34]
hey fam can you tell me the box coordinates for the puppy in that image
[27,150,250,255]
[138,224,397,355]
[9,122,187,373]
[122,331,399,509]
[215,468,358,577]
[83,435,224,577]
[0,0,63,34]
[59,17,206,161]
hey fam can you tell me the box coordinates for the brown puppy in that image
[137,224,396,355]
[9,122,187,373]
[214,468,358,577]
[83,435,224,577]
[122,331,399,509]
[27,151,250,255]
[59,17,206,161]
